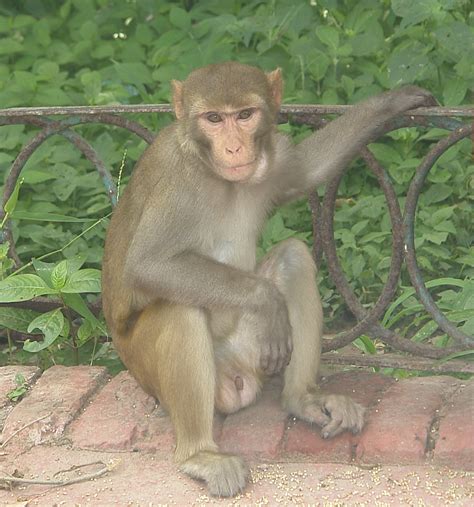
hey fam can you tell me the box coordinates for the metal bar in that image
[0,101,472,366]
[0,104,472,117]
[321,352,474,374]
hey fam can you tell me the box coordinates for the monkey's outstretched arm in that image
[277,86,436,203]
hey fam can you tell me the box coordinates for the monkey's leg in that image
[258,239,365,439]
[127,303,249,497]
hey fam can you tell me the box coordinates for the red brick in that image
[285,419,353,462]
[356,376,460,465]
[0,365,41,408]
[69,370,160,451]
[433,381,474,470]
[219,379,287,459]
[285,372,392,461]
[138,413,225,455]
[1,365,108,450]
[321,371,395,407]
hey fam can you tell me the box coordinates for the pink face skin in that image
[197,108,265,182]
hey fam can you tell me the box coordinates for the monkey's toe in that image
[320,394,366,439]
[180,450,249,497]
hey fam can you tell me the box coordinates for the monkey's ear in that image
[171,80,185,120]
[266,68,283,108]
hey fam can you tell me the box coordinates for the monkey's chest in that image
[210,235,257,272]
[206,212,260,272]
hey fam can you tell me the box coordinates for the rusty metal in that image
[0,103,473,368]
[2,103,472,117]
[321,352,474,374]
[403,124,473,347]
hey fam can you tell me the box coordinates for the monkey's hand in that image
[285,392,365,439]
[376,85,437,117]
[253,283,293,376]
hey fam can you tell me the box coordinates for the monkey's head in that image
[171,62,282,183]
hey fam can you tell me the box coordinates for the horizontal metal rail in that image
[0,103,473,368]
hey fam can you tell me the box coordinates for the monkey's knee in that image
[278,238,316,272]
[260,238,316,280]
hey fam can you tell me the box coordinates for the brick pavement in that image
[0,365,472,504]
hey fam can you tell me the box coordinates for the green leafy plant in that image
[7,372,28,402]
[0,0,472,368]
[0,256,106,365]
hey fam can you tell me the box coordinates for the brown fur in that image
[102,62,436,497]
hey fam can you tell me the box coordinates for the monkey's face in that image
[171,62,283,184]
[195,107,270,183]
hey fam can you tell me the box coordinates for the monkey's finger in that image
[260,344,277,375]
[321,414,344,439]
[260,345,270,372]
[274,350,287,375]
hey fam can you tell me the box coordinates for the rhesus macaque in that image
[102,62,435,497]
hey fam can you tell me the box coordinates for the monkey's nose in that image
[225,145,242,155]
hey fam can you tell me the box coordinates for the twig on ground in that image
[0,460,119,487]
[0,413,51,448]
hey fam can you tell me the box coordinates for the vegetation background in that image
[0,0,472,373]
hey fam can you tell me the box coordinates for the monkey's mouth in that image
[227,160,257,172]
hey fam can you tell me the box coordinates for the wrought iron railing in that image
[1,103,473,372]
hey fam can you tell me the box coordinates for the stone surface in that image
[0,446,472,505]
[433,382,474,470]
[0,365,41,409]
[68,370,159,451]
[356,376,460,465]
[0,366,472,504]
[219,378,287,459]
[1,365,108,450]
[285,372,394,461]
[0,365,41,432]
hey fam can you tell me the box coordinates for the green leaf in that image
[442,80,467,106]
[169,7,191,31]
[0,307,40,333]
[411,320,438,342]
[387,49,431,87]
[32,259,55,285]
[315,26,339,50]
[369,144,402,165]
[62,292,107,335]
[61,269,101,294]
[0,38,23,55]
[391,0,440,28]
[382,278,467,327]
[21,170,56,184]
[353,335,376,354]
[51,260,68,290]
[437,349,474,363]
[64,254,87,274]
[0,274,58,302]
[308,51,330,81]
[423,183,453,205]
[25,308,64,352]
[10,211,95,222]
[77,319,94,345]
[114,62,153,86]
[3,178,24,215]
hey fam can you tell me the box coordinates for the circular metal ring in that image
[404,123,474,346]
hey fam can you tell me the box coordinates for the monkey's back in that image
[102,124,184,338]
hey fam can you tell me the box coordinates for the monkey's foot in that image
[285,392,365,439]
[180,450,249,497]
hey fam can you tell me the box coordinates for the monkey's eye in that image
[238,109,254,120]
[206,112,223,123]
